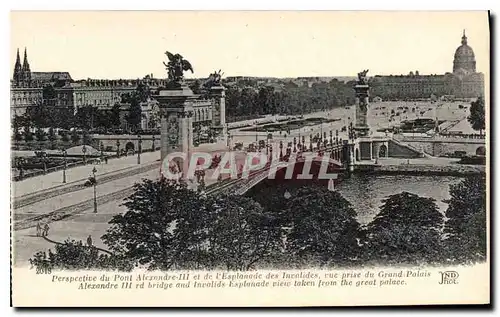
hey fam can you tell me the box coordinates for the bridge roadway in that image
[206,149,344,196]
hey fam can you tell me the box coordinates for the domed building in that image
[453,30,476,74]
[370,30,484,100]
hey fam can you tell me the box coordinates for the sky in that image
[10,11,490,80]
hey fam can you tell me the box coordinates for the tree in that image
[61,131,70,142]
[257,86,275,115]
[30,239,133,271]
[110,103,122,129]
[123,83,150,133]
[35,127,46,142]
[363,192,444,265]
[189,80,203,95]
[82,131,92,144]
[202,195,282,270]
[102,178,206,270]
[23,126,34,142]
[48,127,57,142]
[101,177,287,271]
[70,129,80,144]
[126,97,142,132]
[12,127,23,142]
[444,175,487,263]
[468,96,485,135]
[280,185,361,267]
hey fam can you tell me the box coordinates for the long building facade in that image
[369,31,485,100]
[10,50,169,118]
[10,49,219,132]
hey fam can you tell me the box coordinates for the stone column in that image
[210,85,227,143]
[156,85,196,173]
[353,84,370,137]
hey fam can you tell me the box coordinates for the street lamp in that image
[82,145,87,164]
[16,157,25,180]
[255,120,258,142]
[62,150,67,183]
[100,142,104,161]
[116,140,121,158]
[41,152,47,174]
[137,134,142,164]
[279,140,283,160]
[92,166,97,213]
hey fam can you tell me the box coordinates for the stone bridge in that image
[393,134,486,157]
[206,144,346,196]
[91,134,161,153]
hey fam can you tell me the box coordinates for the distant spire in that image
[22,47,31,82]
[461,29,468,45]
[13,48,22,83]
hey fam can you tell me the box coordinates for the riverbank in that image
[353,163,485,177]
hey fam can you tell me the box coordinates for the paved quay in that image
[355,157,485,176]
[12,151,162,198]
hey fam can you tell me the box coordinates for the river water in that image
[336,175,463,225]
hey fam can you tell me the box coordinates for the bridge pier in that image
[156,85,196,170]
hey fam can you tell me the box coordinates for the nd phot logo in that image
[438,271,459,285]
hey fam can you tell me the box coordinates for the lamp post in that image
[92,166,97,213]
[100,142,104,161]
[82,145,87,165]
[279,140,283,160]
[16,158,25,180]
[137,134,142,165]
[255,120,258,143]
[116,140,120,158]
[320,122,323,142]
[62,150,67,183]
[41,152,47,174]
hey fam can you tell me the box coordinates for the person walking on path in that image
[42,223,50,237]
[36,222,42,237]
[87,235,93,247]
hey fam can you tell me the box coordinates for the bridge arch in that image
[125,141,135,152]
[379,144,387,158]
[476,146,486,156]
[230,157,344,195]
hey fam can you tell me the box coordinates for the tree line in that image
[223,79,356,121]
[30,174,486,271]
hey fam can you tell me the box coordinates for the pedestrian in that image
[105,156,108,164]
[43,223,50,237]
[36,222,42,237]
[87,235,93,247]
